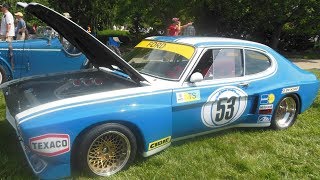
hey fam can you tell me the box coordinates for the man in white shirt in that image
[0,3,15,42]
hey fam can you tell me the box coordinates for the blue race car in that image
[0,25,87,84]
[3,3,319,179]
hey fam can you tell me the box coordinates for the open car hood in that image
[17,2,147,84]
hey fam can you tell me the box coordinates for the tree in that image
[6,0,319,50]
[190,0,320,49]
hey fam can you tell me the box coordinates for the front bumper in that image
[6,108,70,179]
[6,107,17,130]
[6,108,48,174]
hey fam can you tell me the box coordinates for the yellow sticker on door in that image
[148,136,171,151]
[176,90,201,104]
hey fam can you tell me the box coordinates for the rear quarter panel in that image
[252,47,319,116]
[268,50,319,113]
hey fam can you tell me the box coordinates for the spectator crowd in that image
[0,3,27,42]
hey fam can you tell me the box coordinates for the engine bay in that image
[4,70,140,116]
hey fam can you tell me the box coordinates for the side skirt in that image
[142,123,270,157]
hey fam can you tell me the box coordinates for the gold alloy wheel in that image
[87,131,131,176]
[274,97,297,128]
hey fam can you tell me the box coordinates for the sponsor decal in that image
[201,86,248,128]
[148,136,171,151]
[136,40,195,59]
[145,41,167,49]
[29,134,70,157]
[259,104,273,114]
[176,90,201,103]
[258,115,272,123]
[260,94,275,104]
[282,86,300,94]
[259,104,273,110]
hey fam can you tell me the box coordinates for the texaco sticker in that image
[29,134,70,157]
[201,86,248,128]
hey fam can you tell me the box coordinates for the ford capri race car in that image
[2,3,319,179]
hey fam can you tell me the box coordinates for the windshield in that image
[125,40,195,80]
[35,26,58,39]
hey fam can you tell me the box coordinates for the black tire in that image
[271,94,300,130]
[0,65,7,84]
[77,123,137,177]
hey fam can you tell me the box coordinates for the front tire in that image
[78,123,137,177]
[271,95,299,130]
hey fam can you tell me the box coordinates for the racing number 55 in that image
[215,96,237,122]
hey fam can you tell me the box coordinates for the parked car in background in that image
[0,26,87,84]
[3,2,319,180]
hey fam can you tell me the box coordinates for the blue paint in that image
[4,3,319,179]
[8,35,320,179]
[0,37,86,81]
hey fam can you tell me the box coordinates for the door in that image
[172,48,255,139]
[10,41,28,79]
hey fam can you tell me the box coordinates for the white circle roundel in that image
[201,86,248,128]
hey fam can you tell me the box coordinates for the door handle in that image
[239,82,250,88]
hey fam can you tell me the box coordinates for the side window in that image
[245,50,271,75]
[193,49,244,80]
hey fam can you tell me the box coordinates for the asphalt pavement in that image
[291,59,320,70]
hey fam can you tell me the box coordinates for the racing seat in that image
[166,65,184,79]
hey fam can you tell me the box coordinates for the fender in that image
[18,91,173,155]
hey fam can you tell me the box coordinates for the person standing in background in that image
[87,25,92,33]
[14,12,26,40]
[107,37,122,56]
[183,22,196,36]
[0,3,15,42]
[167,18,192,36]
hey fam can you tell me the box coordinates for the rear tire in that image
[77,123,137,177]
[0,65,7,84]
[271,94,300,130]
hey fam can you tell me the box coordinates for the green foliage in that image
[98,29,130,37]
[191,0,320,49]
[97,29,131,44]
[47,0,121,32]
[3,0,320,50]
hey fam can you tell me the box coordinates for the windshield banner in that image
[136,40,195,59]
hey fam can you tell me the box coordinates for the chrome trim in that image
[275,97,297,128]
[179,46,277,89]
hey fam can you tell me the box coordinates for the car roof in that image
[146,36,271,51]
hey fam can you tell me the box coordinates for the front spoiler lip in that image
[6,107,17,130]
[5,108,47,174]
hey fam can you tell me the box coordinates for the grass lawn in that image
[1,70,320,179]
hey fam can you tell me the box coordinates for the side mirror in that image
[190,72,204,83]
